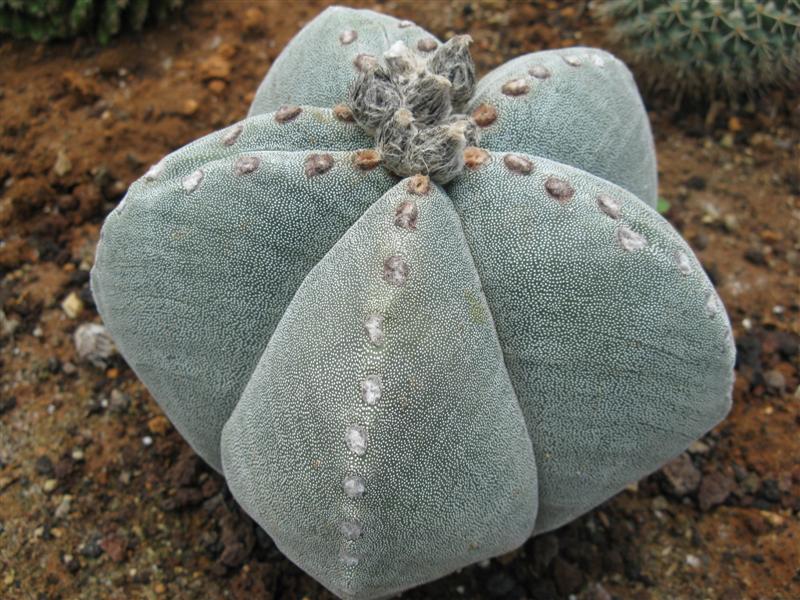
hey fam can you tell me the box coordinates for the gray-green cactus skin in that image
[91,6,735,599]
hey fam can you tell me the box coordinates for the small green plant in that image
[597,0,800,102]
[0,0,184,44]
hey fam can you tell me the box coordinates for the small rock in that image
[62,362,77,375]
[744,248,766,266]
[686,553,702,568]
[109,389,130,414]
[62,553,79,573]
[100,533,127,562]
[79,537,103,559]
[242,7,265,32]
[147,415,171,435]
[74,323,116,368]
[685,175,707,190]
[720,132,734,148]
[763,370,786,393]
[217,511,255,569]
[180,99,199,116]
[61,292,84,318]
[70,448,85,462]
[662,453,701,496]
[758,479,782,503]
[740,472,761,495]
[199,55,231,80]
[208,80,226,94]
[43,479,58,494]
[698,471,734,511]
[54,495,72,519]
[722,214,738,232]
[53,149,73,177]
[688,440,711,455]
[35,455,54,476]
[0,309,20,338]
[142,435,154,447]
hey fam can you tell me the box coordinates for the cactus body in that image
[598,0,800,101]
[91,6,735,599]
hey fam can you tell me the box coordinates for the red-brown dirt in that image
[1,2,798,599]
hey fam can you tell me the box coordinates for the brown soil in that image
[1,2,798,599]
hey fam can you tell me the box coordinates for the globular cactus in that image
[597,0,800,102]
[0,0,184,44]
[91,6,735,599]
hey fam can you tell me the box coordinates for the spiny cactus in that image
[597,0,800,102]
[90,6,735,599]
[0,0,184,44]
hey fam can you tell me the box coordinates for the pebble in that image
[43,479,58,493]
[62,361,77,375]
[53,149,73,177]
[35,455,54,476]
[740,472,761,495]
[79,537,103,558]
[62,553,79,573]
[109,389,130,414]
[61,292,84,318]
[74,323,116,368]
[208,80,226,94]
[763,370,786,392]
[199,55,231,80]
[147,415,171,435]
[758,479,782,503]
[142,435,154,447]
[698,471,734,511]
[100,533,127,562]
[744,248,767,265]
[661,453,701,496]
[181,99,199,116]
[1,309,20,338]
[686,553,702,568]
[687,440,711,455]
[70,448,85,462]
[54,495,72,519]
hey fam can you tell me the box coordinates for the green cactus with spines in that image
[90,6,735,599]
[0,0,184,44]
[597,0,800,102]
